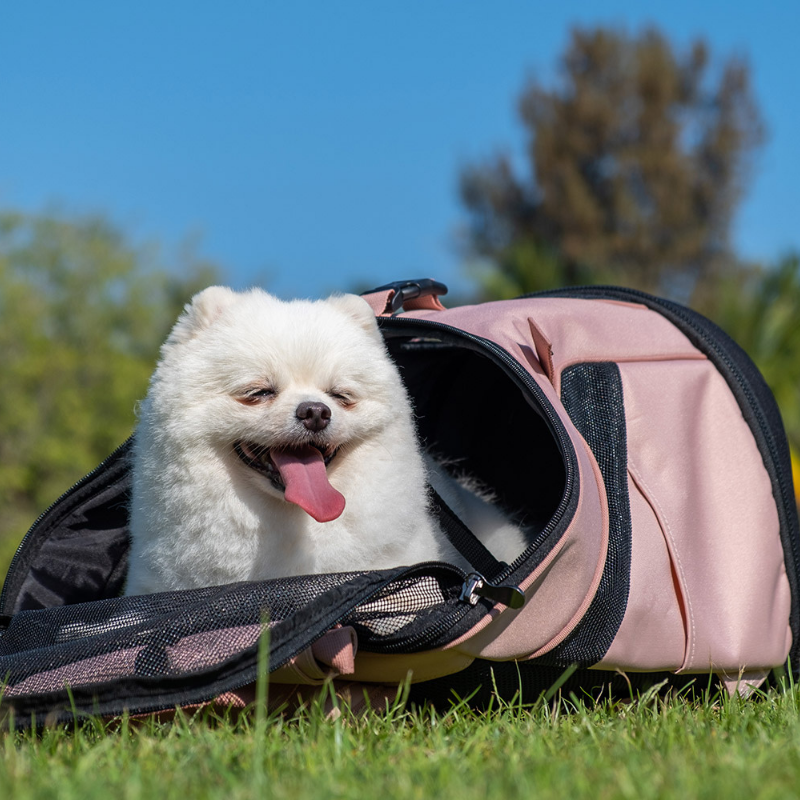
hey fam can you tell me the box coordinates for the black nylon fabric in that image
[0,441,133,615]
[532,362,632,667]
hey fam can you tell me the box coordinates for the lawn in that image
[2,677,800,800]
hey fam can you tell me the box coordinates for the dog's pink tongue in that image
[271,446,345,523]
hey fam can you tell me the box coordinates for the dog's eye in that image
[237,388,276,405]
[328,390,355,406]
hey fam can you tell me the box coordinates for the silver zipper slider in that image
[459,573,525,610]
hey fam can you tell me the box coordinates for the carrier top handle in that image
[361,278,448,316]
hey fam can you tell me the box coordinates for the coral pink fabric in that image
[270,625,358,686]
[602,360,790,673]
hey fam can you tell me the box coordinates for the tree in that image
[703,253,800,453]
[461,27,764,299]
[0,210,222,568]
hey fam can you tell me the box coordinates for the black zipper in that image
[336,559,469,654]
[379,314,579,587]
[338,560,525,655]
[264,560,468,668]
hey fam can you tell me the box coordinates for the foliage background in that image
[0,212,219,571]
[0,22,798,582]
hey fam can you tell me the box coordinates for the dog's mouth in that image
[234,441,345,523]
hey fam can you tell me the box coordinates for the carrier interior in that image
[387,336,566,551]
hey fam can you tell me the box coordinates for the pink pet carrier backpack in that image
[0,279,797,724]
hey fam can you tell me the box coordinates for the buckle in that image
[362,278,448,315]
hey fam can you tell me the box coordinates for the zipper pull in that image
[459,573,525,610]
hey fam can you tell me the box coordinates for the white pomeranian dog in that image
[125,287,525,595]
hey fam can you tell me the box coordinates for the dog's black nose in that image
[296,401,332,432]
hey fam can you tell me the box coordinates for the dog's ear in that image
[327,294,381,338]
[166,286,238,346]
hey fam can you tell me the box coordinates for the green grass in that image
[2,679,800,800]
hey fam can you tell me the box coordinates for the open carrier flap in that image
[0,565,471,724]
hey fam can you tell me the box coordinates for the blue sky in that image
[1,1,797,299]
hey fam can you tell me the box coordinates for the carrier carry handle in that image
[361,278,448,315]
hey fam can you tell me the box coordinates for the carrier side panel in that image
[530,285,800,670]
[599,359,792,673]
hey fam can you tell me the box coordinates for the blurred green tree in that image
[0,210,221,566]
[460,26,764,300]
[702,253,800,452]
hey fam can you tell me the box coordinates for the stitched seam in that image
[628,459,696,669]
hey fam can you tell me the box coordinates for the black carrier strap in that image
[428,486,506,579]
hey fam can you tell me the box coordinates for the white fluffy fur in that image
[125,287,525,595]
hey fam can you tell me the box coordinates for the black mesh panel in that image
[0,566,461,723]
[533,362,631,666]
